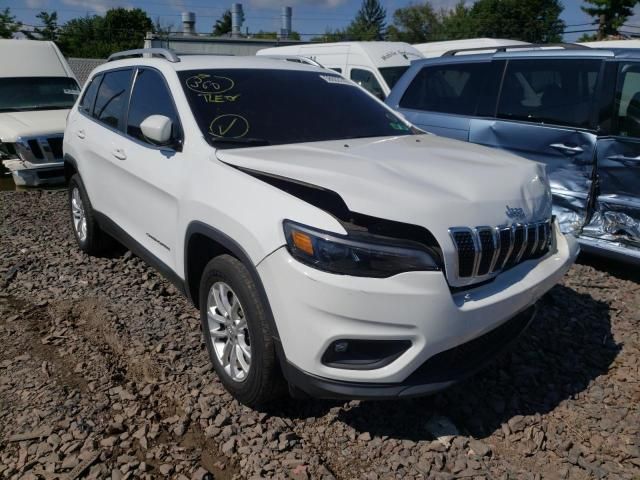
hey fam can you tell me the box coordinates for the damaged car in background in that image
[387,46,640,264]
[64,50,577,405]
[0,39,80,186]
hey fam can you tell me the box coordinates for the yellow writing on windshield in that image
[199,93,241,103]
[186,74,235,94]
[209,114,249,138]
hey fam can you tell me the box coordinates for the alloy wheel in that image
[71,187,87,242]
[206,281,252,382]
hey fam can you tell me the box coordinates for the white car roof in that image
[91,54,325,76]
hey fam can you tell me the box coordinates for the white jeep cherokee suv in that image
[63,49,578,406]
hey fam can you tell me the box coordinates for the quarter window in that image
[399,63,496,116]
[127,68,181,145]
[80,75,101,114]
[93,69,132,130]
[497,59,601,129]
[350,68,385,99]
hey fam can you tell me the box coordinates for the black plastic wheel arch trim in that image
[184,221,282,343]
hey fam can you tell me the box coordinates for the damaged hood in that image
[217,134,552,234]
[0,109,69,142]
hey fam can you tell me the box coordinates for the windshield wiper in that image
[211,137,271,147]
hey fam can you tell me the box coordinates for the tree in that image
[25,11,58,40]
[582,0,639,40]
[0,7,21,38]
[58,8,153,58]
[346,0,386,40]
[386,3,443,43]
[468,0,565,43]
[213,9,232,36]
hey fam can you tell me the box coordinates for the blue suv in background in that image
[387,47,640,264]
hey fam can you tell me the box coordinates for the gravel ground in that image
[1,190,639,480]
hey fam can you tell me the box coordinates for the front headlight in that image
[283,220,439,278]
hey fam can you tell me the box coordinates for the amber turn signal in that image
[291,230,314,256]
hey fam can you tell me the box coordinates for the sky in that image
[4,0,640,41]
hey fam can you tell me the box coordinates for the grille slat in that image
[27,140,44,159]
[476,228,495,276]
[47,137,63,159]
[451,229,475,278]
[450,220,553,282]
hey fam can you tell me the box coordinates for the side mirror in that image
[140,115,173,146]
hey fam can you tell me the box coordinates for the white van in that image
[0,40,80,186]
[414,38,530,58]
[257,41,423,99]
[580,39,640,49]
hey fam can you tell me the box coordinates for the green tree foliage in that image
[582,0,639,39]
[386,3,443,43]
[25,11,58,41]
[213,9,232,36]
[58,8,153,58]
[470,0,565,42]
[388,0,565,44]
[0,7,21,38]
[346,0,386,40]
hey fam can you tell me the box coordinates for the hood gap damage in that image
[235,166,444,266]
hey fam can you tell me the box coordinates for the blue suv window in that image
[497,59,601,129]
[399,63,495,116]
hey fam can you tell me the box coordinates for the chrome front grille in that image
[449,220,553,281]
[15,135,64,164]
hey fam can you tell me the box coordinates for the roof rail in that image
[107,48,180,63]
[442,42,589,57]
[260,54,326,69]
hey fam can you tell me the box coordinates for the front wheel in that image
[68,174,114,255]
[199,254,283,406]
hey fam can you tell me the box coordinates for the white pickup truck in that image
[0,40,80,186]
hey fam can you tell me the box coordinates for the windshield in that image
[379,66,410,90]
[178,69,413,149]
[0,77,80,113]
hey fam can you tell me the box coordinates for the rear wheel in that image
[199,254,283,406]
[68,174,114,255]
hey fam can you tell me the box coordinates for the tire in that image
[199,254,283,406]
[68,174,114,255]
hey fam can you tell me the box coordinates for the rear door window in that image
[79,74,101,115]
[399,62,498,116]
[497,59,601,129]
[350,68,385,99]
[93,69,133,130]
[613,63,640,137]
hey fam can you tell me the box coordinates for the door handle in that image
[550,143,584,155]
[76,129,86,139]
[606,154,640,165]
[112,148,127,161]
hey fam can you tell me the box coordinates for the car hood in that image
[216,134,552,234]
[0,109,69,142]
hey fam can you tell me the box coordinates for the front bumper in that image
[257,221,578,398]
[2,159,64,187]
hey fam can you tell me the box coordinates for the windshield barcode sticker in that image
[319,75,354,86]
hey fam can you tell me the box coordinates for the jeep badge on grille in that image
[505,205,526,221]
